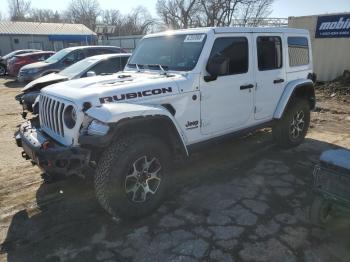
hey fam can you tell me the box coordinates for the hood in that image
[42,72,186,107]
[21,61,50,70]
[22,73,68,92]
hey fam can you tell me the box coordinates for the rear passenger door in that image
[253,34,286,120]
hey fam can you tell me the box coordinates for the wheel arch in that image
[85,103,189,158]
[274,79,315,119]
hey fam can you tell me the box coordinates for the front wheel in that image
[95,134,171,219]
[273,99,310,148]
[0,64,6,76]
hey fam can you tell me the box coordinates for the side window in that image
[37,54,46,61]
[288,37,309,67]
[209,37,249,76]
[64,50,85,63]
[257,36,282,71]
[75,50,85,61]
[45,53,53,59]
[86,49,105,57]
[120,56,129,68]
[89,58,123,75]
[101,48,120,54]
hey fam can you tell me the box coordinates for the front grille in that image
[40,95,65,137]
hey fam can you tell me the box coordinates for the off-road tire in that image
[0,64,6,76]
[95,134,171,219]
[272,99,310,148]
[310,195,333,227]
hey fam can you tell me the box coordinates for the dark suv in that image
[18,46,125,82]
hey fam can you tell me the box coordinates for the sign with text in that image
[315,14,350,38]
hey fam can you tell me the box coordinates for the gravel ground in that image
[0,77,349,262]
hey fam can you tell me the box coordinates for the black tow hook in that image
[21,151,30,160]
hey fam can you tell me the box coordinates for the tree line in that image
[6,0,274,35]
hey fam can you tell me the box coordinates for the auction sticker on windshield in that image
[184,34,206,42]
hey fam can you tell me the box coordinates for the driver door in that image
[200,34,254,135]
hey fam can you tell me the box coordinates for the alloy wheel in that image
[290,110,305,139]
[124,156,162,203]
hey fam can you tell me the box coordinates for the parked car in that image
[17,46,126,83]
[0,49,41,76]
[310,149,350,226]
[16,53,131,116]
[15,27,316,219]
[7,51,55,77]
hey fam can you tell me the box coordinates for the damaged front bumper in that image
[15,120,91,175]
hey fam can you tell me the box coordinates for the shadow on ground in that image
[1,77,23,88]
[1,134,350,262]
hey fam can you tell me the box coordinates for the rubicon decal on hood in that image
[99,87,173,104]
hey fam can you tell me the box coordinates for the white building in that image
[289,13,350,81]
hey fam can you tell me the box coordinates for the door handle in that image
[240,84,254,90]
[273,79,285,84]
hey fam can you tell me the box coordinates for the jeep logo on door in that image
[315,14,350,38]
[99,87,173,103]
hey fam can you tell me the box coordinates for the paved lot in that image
[0,77,349,262]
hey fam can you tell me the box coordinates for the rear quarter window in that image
[288,37,309,67]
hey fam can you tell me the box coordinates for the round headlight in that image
[64,105,77,129]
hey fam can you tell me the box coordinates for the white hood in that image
[22,73,68,92]
[41,72,185,107]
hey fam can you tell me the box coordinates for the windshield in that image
[60,57,97,78]
[3,51,20,59]
[128,34,206,71]
[45,49,70,63]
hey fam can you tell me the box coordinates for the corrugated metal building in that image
[289,13,350,81]
[0,21,97,56]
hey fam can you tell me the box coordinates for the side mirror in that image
[86,71,96,77]
[204,55,229,82]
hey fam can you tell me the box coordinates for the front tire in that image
[95,134,171,219]
[273,99,310,148]
[0,64,6,76]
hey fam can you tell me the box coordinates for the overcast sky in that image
[1,0,349,18]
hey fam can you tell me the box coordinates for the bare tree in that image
[102,9,122,26]
[119,7,155,35]
[157,0,275,29]
[100,7,155,36]
[198,0,245,26]
[28,9,61,23]
[238,0,273,26]
[8,0,31,21]
[156,0,201,29]
[64,0,101,29]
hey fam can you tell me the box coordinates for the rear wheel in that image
[95,134,171,219]
[310,195,333,226]
[273,99,310,148]
[0,64,6,76]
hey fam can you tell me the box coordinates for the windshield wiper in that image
[127,63,144,72]
[147,64,169,75]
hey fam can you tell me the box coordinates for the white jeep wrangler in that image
[16,27,316,219]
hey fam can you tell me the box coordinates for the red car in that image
[7,51,55,77]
